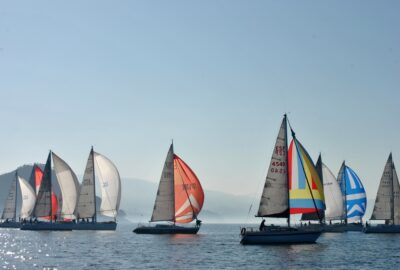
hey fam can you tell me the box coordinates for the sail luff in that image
[256,116,289,218]
[33,152,52,219]
[151,144,175,222]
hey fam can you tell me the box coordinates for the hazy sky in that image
[1,1,399,201]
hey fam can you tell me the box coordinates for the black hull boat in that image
[363,224,400,233]
[20,222,73,231]
[0,221,20,229]
[323,223,363,232]
[240,226,322,245]
[73,221,117,231]
[133,224,200,234]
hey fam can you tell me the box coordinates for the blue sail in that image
[338,163,367,222]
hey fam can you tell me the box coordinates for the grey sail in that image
[151,144,175,222]
[257,116,289,217]
[337,162,346,220]
[371,154,394,221]
[75,149,96,219]
[1,172,17,220]
[33,152,52,218]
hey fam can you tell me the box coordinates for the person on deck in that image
[259,219,266,231]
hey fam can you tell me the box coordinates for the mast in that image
[291,129,322,224]
[284,114,290,227]
[391,153,395,224]
[50,151,53,223]
[15,169,18,222]
[172,142,176,224]
[92,146,97,223]
[343,161,348,225]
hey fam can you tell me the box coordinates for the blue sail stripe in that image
[342,166,367,219]
[290,199,325,209]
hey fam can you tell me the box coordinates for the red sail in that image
[43,192,59,221]
[174,154,204,224]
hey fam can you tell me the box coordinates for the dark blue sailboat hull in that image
[133,224,200,234]
[323,223,363,232]
[363,224,400,233]
[0,221,20,228]
[20,222,73,231]
[72,221,117,230]
[240,227,322,245]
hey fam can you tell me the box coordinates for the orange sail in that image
[34,166,44,195]
[173,154,204,223]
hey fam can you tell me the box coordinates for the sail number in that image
[275,146,286,156]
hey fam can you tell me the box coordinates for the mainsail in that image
[288,138,325,215]
[33,152,53,218]
[19,176,36,219]
[257,117,289,217]
[371,154,400,224]
[75,150,96,219]
[1,172,17,220]
[174,154,204,223]
[52,152,79,219]
[94,151,121,218]
[338,162,367,223]
[151,144,175,222]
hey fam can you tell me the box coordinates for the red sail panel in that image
[43,192,59,221]
[35,166,44,195]
[173,154,204,224]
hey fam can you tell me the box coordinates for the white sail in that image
[76,150,96,219]
[94,151,121,218]
[151,144,175,222]
[1,173,17,220]
[371,154,393,221]
[257,116,289,217]
[18,176,36,219]
[52,152,80,219]
[322,163,344,221]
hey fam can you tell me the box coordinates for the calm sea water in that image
[0,223,399,269]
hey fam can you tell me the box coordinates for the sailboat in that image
[335,161,367,231]
[0,171,19,228]
[73,147,121,230]
[301,155,346,232]
[240,115,325,245]
[364,153,400,233]
[0,170,37,228]
[133,143,205,234]
[20,151,80,230]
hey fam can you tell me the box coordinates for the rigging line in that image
[175,158,197,220]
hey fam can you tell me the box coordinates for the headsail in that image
[393,165,400,224]
[1,172,17,220]
[338,162,367,223]
[174,154,204,223]
[19,176,36,219]
[75,150,96,219]
[151,144,175,222]
[52,152,79,219]
[33,152,53,218]
[29,165,43,195]
[322,162,344,221]
[93,151,121,218]
[288,139,325,215]
[257,116,289,217]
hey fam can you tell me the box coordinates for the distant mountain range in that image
[0,165,255,223]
